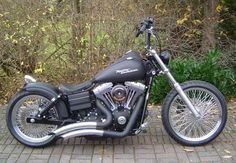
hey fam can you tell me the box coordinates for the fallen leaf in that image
[223,155,232,159]
[183,148,194,152]
[224,149,231,154]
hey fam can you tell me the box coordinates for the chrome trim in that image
[125,82,145,91]
[24,75,36,84]
[149,49,200,118]
[61,129,104,139]
[93,83,113,96]
[53,122,97,136]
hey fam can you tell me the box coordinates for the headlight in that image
[160,50,171,65]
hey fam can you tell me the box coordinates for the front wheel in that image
[161,80,227,146]
[6,91,61,147]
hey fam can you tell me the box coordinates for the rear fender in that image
[22,82,69,119]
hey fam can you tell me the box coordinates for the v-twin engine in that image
[93,82,146,111]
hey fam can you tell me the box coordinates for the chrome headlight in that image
[160,50,171,65]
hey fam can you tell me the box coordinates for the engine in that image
[93,82,145,130]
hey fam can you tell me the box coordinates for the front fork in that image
[150,49,200,118]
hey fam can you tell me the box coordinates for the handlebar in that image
[135,17,154,37]
[135,17,162,52]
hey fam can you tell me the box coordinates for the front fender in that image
[22,82,69,119]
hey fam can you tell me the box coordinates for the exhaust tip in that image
[60,129,104,140]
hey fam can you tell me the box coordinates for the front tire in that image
[161,80,227,146]
[6,91,61,147]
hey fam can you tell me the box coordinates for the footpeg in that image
[135,122,149,134]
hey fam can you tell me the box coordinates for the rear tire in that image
[6,91,62,147]
[161,80,227,146]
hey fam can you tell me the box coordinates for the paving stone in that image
[6,153,19,163]
[22,147,33,154]
[106,138,113,145]
[114,159,135,163]
[47,154,61,163]
[59,154,71,163]
[74,138,81,144]
[0,153,10,159]
[136,158,157,163]
[27,159,48,163]
[68,138,75,145]
[135,153,156,159]
[91,154,102,163]
[12,144,24,154]
[137,136,145,144]
[42,146,53,155]
[114,145,124,154]
[63,145,74,154]
[4,137,13,145]
[114,153,134,159]
[17,153,30,163]
[0,145,6,153]
[29,154,50,160]
[0,158,6,163]
[199,155,221,162]
[124,145,134,154]
[2,145,15,154]
[0,104,236,163]
[102,155,113,163]
[70,159,90,163]
[135,145,154,154]
[145,136,153,145]
[154,144,165,153]
[52,145,64,155]
[71,154,92,160]
[163,144,175,153]
[176,152,189,162]
[198,151,218,157]
[73,145,83,154]
[187,152,200,162]
[83,145,94,154]
[32,148,43,154]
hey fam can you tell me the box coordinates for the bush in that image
[150,50,236,104]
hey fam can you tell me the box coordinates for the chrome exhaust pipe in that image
[53,122,97,136]
[52,99,112,136]
[59,95,145,140]
[60,129,104,139]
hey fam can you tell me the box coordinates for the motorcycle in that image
[6,17,227,147]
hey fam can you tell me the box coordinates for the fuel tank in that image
[94,51,146,83]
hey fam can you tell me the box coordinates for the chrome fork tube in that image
[150,49,200,118]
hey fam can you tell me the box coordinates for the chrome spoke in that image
[169,88,222,142]
[12,95,58,143]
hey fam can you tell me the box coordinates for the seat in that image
[59,80,94,94]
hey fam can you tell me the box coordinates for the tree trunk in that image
[201,0,219,54]
[70,0,81,62]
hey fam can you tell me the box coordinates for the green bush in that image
[150,50,236,104]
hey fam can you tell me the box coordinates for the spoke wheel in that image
[169,88,221,142]
[161,81,227,146]
[7,91,60,147]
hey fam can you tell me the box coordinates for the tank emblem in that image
[116,68,138,74]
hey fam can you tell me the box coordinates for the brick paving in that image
[0,100,236,163]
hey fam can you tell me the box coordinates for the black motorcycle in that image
[6,18,227,147]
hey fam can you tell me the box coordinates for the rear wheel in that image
[7,91,60,147]
[161,80,227,146]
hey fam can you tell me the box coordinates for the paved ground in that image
[0,101,236,163]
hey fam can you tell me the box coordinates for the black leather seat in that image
[59,80,94,94]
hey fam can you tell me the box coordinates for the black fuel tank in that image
[94,51,146,83]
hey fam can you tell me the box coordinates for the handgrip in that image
[136,23,146,37]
